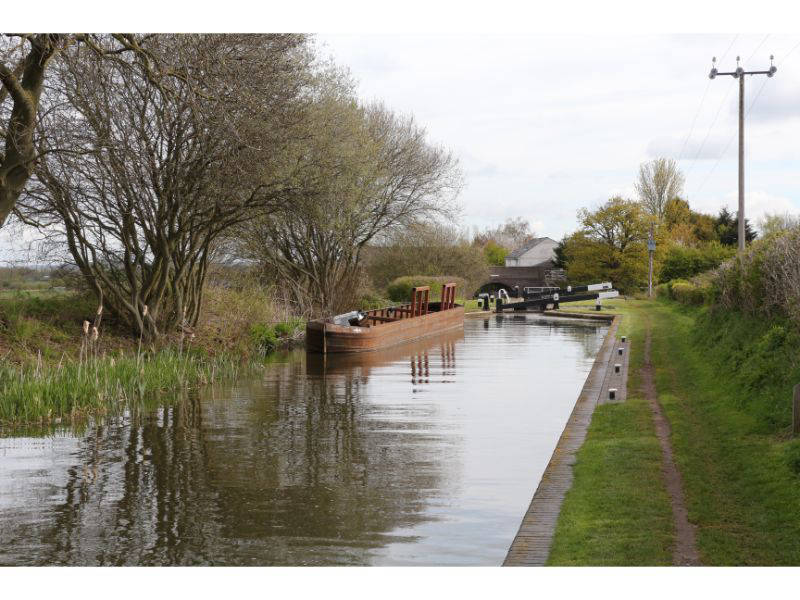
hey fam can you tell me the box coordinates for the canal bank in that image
[546,299,800,566]
[503,310,625,565]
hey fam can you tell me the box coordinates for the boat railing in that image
[356,283,459,327]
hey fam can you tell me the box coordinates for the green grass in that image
[0,349,242,426]
[250,317,305,355]
[0,290,306,426]
[549,297,800,565]
[0,290,99,360]
[462,298,481,312]
[548,300,674,565]
[650,300,800,564]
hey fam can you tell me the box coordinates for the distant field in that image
[0,287,71,299]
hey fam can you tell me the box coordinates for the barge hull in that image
[306,304,465,353]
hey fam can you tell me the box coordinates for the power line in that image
[693,39,787,249]
[687,34,770,177]
[676,80,711,163]
[684,78,735,177]
[694,80,770,196]
[745,34,770,64]
[780,38,800,63]
[693,38,799,198]
[688,35,775,182]
[722,34,741,63]
[677,34,739,164]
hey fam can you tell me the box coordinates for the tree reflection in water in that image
[0,319,608,566]
[0,329,465,566]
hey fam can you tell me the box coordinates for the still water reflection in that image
[0,314,607,566]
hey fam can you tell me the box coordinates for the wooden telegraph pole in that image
[648,225,655,298]
[709,54,777,251]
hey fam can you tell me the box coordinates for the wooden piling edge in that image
[503,313,621,566]
[543,309,616,322]
[599,333,630,405]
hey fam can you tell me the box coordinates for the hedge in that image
[657,277,712,306]
[659,242,734,283]
[386,275,467,302]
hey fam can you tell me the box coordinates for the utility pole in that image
[709,54,777,252]
[648,225,655,298]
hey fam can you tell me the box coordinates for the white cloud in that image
[748,81,800,123]
[319,33,800,239]
[648,134,733,161]
[742,190,799,226]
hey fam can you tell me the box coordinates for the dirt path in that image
[641,326,701,566]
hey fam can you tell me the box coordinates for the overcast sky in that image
[317,33,800,240]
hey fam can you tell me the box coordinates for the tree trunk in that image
[0,35,60,226]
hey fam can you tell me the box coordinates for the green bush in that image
[659,277,712,306]
[670,281,706,305]
[356,291,391,311]
[483,240,508,266]
[250,318,304,354]
[250,323,278,353]
[694,308,800,432]
[274,317,304,337]
[386,275,467,302]
[659,242,734,283]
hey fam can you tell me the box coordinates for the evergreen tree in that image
[715,207,756,246]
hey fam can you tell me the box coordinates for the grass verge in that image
[547,299,673,565]
[651,300,800,564]
[549,297,800,565]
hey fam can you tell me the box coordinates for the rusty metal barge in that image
[306,283,464,354]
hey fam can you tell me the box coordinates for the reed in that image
[0,349,242,426]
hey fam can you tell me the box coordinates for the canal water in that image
[0,314,607,566]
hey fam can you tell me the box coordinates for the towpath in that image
[642,326,701,566]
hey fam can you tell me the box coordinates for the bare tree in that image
[635,158,685,221]
[472,216,537,251]
[0,34,168,227]
[758,212,800,237]
[239,94,463,315]
[365,222,488,295]
[18,34,312,340]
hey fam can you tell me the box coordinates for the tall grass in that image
[0,283,304,426]
[0,350,241,425]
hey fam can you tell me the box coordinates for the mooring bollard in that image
[618,347,624,356]
[614,363,621,374]
[609,388,617,400]
[621,336,626,343]
[595,300,602,311]
[793,383,800,437]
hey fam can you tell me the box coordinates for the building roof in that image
[506,237,555,259]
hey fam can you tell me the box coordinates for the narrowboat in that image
[306,283,464,354]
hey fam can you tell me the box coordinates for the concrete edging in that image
[503,312,621,566]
